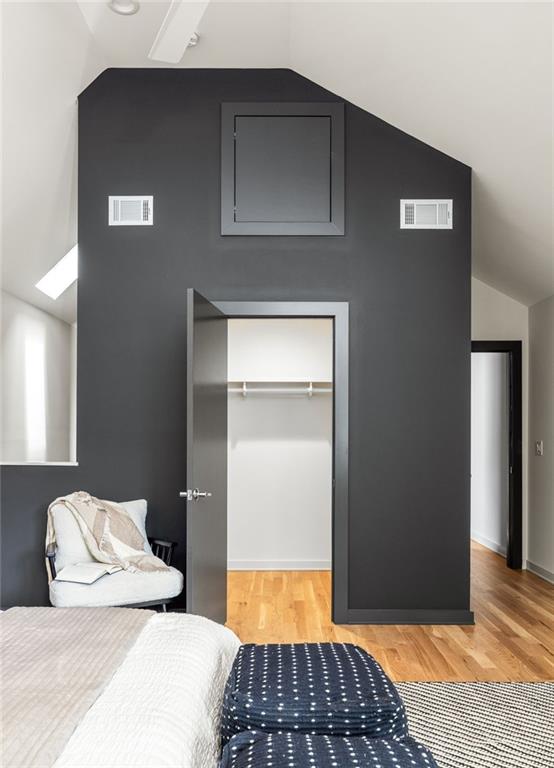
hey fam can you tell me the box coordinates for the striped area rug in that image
[396,682,554,768]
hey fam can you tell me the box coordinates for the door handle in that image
[179,488,212,501]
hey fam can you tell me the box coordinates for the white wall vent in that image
[109,196,153,226]
[400,199,453,229]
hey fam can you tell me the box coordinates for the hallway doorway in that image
[471,341,522,569]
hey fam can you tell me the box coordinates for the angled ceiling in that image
[77,1,290,68]
[2,2,552,323]
[2,2,107,323]
[289,2,553,306]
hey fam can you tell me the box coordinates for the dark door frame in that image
[213,300,350,623]
[471,340,522,569]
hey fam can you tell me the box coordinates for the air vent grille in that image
[404,203,415,226]
[400,199,453,229]
[109,196,153,226]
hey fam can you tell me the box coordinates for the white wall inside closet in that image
[228,319,333,569]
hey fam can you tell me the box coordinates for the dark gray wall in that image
[1,69,472,620]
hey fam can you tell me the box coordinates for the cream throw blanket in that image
[46,491,169,580]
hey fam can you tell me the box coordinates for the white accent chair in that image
[46,499,183,610]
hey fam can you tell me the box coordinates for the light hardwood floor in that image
[227,541,554,682]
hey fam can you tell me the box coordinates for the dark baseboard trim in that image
[173,606,475,626]
[335,609,475,625]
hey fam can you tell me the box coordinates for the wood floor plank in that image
[226,542,554,681]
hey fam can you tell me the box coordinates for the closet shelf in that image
[228,381,333,397]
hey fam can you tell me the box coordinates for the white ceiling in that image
[77,1,291,68]
[289,2,554,307]
[2,1,552,325]
[2,2,107,323]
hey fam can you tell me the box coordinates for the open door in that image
[181,289,228,623]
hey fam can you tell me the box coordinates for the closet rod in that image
[228,382,333,397]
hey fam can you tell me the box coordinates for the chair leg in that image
[161,603,167,613]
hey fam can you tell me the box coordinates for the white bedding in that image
[53,613,240,768]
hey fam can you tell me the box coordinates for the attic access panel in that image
[221,103,344,235]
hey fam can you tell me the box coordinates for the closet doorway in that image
[214,301,349,623]
[227,318,333,572]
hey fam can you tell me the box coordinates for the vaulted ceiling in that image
[289,2,553,307]
[2,1,552,324]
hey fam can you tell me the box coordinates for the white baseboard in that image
[228,559,331,571]
[471,532,507,557]
[525,560,554,584]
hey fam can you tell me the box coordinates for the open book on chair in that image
[55,563,123,585]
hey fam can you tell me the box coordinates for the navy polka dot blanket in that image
[220,731,439,768]
[221,643,408,744]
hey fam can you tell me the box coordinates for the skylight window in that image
[35,245,78,300]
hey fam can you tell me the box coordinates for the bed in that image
[1,607,240,768]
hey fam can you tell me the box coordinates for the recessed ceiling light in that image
[108,1,140,16]
[35,245,78,300]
